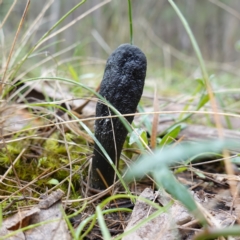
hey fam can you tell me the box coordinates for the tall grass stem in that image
[10,0,87,80]
[128,0,133,45]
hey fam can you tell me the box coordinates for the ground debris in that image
[123,186,240,240]
[123,188,193,240]
[0,190,71,240]
[38,189,65,209]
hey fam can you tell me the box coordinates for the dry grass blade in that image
[169,0,238,221]
[11,42,81,86]
[150,85,159,149]
[0,148,26,185]
[2,109,240,142]
[34,0,112,50]
[1,168,51,204]
[0,0,17,29]
[1,0,30,91]
[208,0,240,20]
[9,0,55,70]
[21,0,55,44]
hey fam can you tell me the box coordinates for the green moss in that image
[0,129,90,204]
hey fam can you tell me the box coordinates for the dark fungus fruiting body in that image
[91,44,147,190]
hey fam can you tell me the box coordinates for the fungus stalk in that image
[91,44,147,190]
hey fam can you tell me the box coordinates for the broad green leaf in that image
[38,157,47,167]
[125,140,239,182]
[47,179,59,185]
[154,168,195,212]
[231,156,240,164]
[174,166,187,174]
[153,167,207,225]
[196,93,209,110]
[159,125,181,146]
[129,128,148,146]
[195,78,204,86]
[195,171,206,179]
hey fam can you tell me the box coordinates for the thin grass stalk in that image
[72,110,132,195]
[1,0,30,92]
[0,0,18,29]
[0,204,2,227]
[194,226,240,240]
[62,208,76,239]
[168,0,223,132]
[168,0,237,205]
[128,0,133,44]
[1,168,50,204]
[114,208,165,240]
[60,125,73,207]
[0,218,61,240]
[9,0,111,83]
[9,0,55,70]
[37,0,87,44]
[98,194,169,240]
[150,86,159,148]
[75,208,131,239]
[37,0,111,50]
[208,0,240,21]
[76,193,165,238]
[10,42,80,88]
[9,0,88,80]
[3,108,240,145]
[15,77,143,194]
[96,206,111,240]
[19,77,146,133]
[18,77,146,153]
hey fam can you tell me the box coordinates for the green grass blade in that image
[194,226,240,240]
[18,76,146,194]
[153,166,207,225]
[127,0,133,44]
[26,98,132,195]
[75,207,131,239]
[19,76,144,151]
[10,0,87,80]
[159,124,181,147]
[96,206,111,240]
[168,0,208,84]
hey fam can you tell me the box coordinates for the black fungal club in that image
[91,44,147,190]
